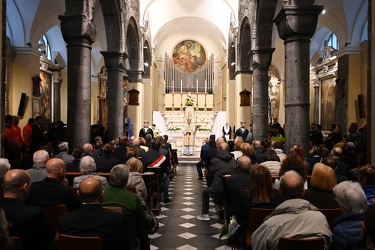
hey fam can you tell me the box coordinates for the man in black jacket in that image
[0,169,55,250]
[196,142,237,221]
[28,158,82,211]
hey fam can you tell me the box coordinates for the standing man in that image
[139,121,154,140]
[31,116,48,152]
[245,124,253,143]
[235,121,249,141]
[222,122,231,141]
[184,118,196,156]
[23,118,35,151]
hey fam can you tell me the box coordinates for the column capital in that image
[127,70,143,83]
[59,15,96,45]
[274,4,323,41]
[100,51,127,72]
[251,48,275,69]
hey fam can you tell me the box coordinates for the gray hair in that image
[33,150,49,163]
[333,181,368,213]
[0,158,10,178]
[79,156,96,174]
[279,170,304,199]
[109,164,129,187]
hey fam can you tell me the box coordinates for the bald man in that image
[28,158,81,211]
[59,176,130,250]
[0,169,55,249]
[82,143,94,157]
[252,171,332,250]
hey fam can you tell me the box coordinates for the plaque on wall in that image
[128,88,140,105]
[240,89,251,106]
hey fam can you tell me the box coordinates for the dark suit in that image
[222,126,232,139]
[139,127,154,139]
[28,177,82,211]
[95,154,121,172]
[134,145,146,158]
[31,124,48,152]
[113,144,128,163]
[235,127,249,141]
[59,204,130,250]
[0,198,55,250]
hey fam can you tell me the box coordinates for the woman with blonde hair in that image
[303,163,338,208]
[239,143,256,164]
[126,157,147,204]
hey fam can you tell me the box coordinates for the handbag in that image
[143,204,159,234]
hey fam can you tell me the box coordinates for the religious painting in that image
[321,78,336,130]
[39,71,52,125]
[32,98,41,118]
[172,40,207,73]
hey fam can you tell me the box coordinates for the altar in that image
[152,109,227,153]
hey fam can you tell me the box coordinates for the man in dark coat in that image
[59,176,130,250]
[113,135,128,163]
[28,158,82,211]
[95,143,121,172]
[235,121,249,141]
[139,121,154,139]
[196,142,237,221]
[0,169,55,250]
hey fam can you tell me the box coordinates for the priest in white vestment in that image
[183,118,196,155]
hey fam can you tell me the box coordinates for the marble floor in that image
[149,165,231,250]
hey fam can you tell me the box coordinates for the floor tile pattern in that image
[149,165,230,250]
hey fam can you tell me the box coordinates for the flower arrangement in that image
[167,126,181,131]
[198,126,211,132]
[185,92,195,106]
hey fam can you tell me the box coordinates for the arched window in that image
[361,21,368,42]
[324,33,339,50]
[38,35,52,60]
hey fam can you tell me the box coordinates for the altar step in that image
[176,151,200,166]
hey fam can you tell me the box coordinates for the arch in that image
[254,0,278,49]
[143,40,151,78]
[6,0,26,46]
[126,17,140,70]
[99,0,125,51]
[228,42,235,80]
[238,17,251,73]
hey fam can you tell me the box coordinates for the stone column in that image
[274,1,322,154]
[312,73,320,124]
[100,51,127,140]
[52,71,62,122]
[251,48,275,141]
[59,0,96,147]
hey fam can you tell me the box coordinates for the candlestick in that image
[172,80,174,93]
[205,80,207,93]
[180,80,183,94]
[196,79,198,94]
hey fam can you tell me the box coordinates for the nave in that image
[150,165,228,250]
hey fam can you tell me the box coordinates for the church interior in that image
[2,0,373,157]
[2,1,375,250]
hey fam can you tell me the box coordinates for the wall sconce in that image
[144,62,149,67]
[230,62,236,66]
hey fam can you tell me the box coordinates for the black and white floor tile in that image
[149,165,230,250]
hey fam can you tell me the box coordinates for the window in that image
[324,33,339,50]
[38,35,52,60]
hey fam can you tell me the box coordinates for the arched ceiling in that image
[6,0,368,71]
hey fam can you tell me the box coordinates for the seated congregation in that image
[0,119,374,250]
[0,133,173,250]
[194,128,374,250]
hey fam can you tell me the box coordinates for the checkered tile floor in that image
[149,165,229,250]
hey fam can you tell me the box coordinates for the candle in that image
[172,80,174,93]
[196,79,198,94]
[181,79,183,94]
[205,80,207,93]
